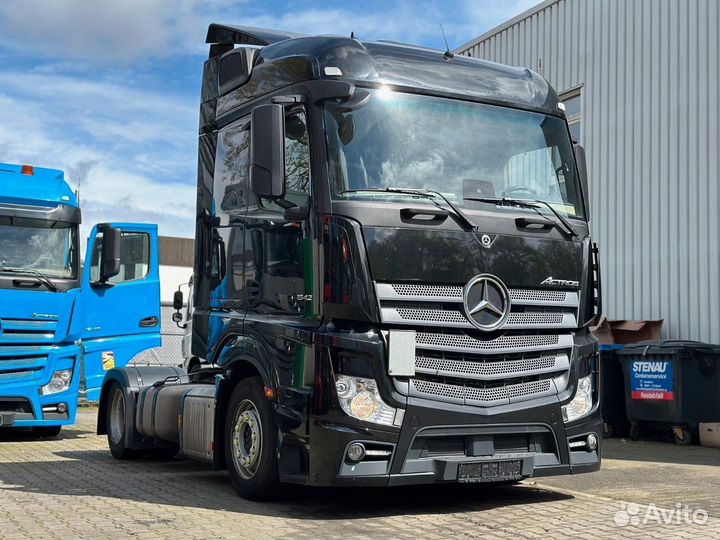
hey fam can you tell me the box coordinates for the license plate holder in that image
[458,460,523,482]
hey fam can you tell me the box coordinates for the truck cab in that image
[98,25,602,499]
[0,163,160,435]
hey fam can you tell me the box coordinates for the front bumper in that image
[0,344,80,428]
[306,398,602,487]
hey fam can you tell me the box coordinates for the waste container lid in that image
[617,340,720,356]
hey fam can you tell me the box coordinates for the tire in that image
[33,426,61,438]
[674,428,693,446]
[224,377,279,501]
[106,381,137,459]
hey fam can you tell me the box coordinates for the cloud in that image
[0,0,543,63]
[0,0,545,247]
[0,71,197,241]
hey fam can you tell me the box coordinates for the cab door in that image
[79,223,160,400]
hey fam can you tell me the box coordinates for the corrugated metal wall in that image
[458,0,720,343]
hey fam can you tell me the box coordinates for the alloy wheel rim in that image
[231,399,262,479]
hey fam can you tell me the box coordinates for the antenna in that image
[440,24,454,59]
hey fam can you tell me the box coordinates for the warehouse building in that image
[457,0,720,342]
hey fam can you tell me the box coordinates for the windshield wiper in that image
[0,266,59,292]
[464,196,578,238]
[341,188,477,231]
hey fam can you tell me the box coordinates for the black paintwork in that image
[184,24,601,486]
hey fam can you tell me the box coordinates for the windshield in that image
[324,88,585,219]
[0,217,78,279]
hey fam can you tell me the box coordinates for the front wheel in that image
[224,377,279,501]
[33,426,61,438]
[106,381,137,459]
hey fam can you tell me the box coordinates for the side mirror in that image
[250,103,285,200]
[99,227,121,283]
[574,143,590,221]
[173,289,184,310]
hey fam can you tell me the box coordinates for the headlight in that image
[41,369,72,395]
[562,374,594,422]
[334,375,397,426]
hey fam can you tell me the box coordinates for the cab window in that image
[90,232,150,283]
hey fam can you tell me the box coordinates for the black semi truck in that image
[97,24,602,500]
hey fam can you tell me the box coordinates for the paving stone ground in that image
[1,409,719,539]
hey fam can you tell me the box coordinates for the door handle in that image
[515,216,555,230]
[400,207,449,224]
[12,280,41,289]
[139,316,159,328]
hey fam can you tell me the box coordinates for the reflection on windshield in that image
[0,218,77,279]
[325,88,584,219]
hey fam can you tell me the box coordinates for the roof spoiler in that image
[206,23,303,49]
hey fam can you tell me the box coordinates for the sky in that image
[0,0,539,240]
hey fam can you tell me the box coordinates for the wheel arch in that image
[212,340,276,471]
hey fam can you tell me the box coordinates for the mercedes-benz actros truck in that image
[0,163,160,436]
[97,24,602,500]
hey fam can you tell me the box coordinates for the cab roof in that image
[0,164,78,209]
[205,24,561,114]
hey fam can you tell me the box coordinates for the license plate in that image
[458,460,522,482]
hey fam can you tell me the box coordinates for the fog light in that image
[347,442,366,462]
[57,402,68,414]
[41,370,72,395]
[587,433,598,451]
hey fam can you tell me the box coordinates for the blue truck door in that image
[79,223,160,400]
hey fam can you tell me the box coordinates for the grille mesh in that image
[391,284,462,298]
[507,312,564,325]
[410,378,553,405]
[416,354,558,377]
[0,345,44,353]
[416,332,560,351]
[1,319,57,329]
[395,308,467,324]
[0,370,36,380]
[509,290,567,302]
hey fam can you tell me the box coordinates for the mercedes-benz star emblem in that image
[463,274,511,331]
[480,234,492,247]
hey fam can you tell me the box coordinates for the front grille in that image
[415,353,568,380]
[0,318,57,344]
[376,280,577,408]
[0,370,36,381]
[410,377,555,406]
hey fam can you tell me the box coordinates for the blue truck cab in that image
[0,163,160,436]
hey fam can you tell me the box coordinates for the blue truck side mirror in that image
[99,227,121,283]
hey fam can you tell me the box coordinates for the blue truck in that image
[0,163,160,436]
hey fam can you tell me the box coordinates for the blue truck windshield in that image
[325,88,585,219]
[0,217,78,279]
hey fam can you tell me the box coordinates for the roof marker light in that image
[557,102,566,112]
[324,66,342,76]
[21,165,34,176]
